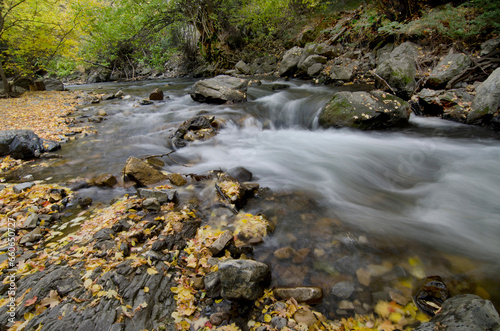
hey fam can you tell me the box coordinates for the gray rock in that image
[480,38,500,56]
[209,231,234,255]
[331,281,355,299]
[23,213,39,229]
[123,157,169,187]
[204,271,222,298]
[298,55,327,74]
[142,198,161,212]
[467,68,500,125]
[43,78,64,91]
[278,46,303,77]
[271,316,287,329]
[218,259,271,301]
[136,188,177,204]
[330,62,358,81]
[427,53,472,88]
[13,182,35,193]
[190,75,248,104]
[307,63,324,77]
[318,90,411,130]
[415,294,500,331]
[235,60,252,75]
[417,88,472,122]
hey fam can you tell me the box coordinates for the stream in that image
[23,78,500,315]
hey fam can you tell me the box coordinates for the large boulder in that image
[329,60,359,82]
[318,90,411,130]
[123,156,169,187]
[376,42,419,99]
[190,75,248,104]
[415,294,500,331]
[427,53,472,88]
[0,130,60,160]
[467,68,500,125]
[218,259,271,301]
[43,78,64,91]
[278,46,303,77]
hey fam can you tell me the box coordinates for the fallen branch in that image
[330,26,347,44]
[370,70,397,95]
[446,50,500,89]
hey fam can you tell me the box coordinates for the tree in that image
[0,0,80,96]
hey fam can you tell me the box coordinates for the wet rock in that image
[427,53,472,89]
[149,88,164,100]
[416,88,472,121]
[102,93,115,101]
[331,281,355,299]
[77,196,93,208]
[136,188,176,204]
[274,246,296,259]
[210,231,234,255]
[204,272,222,298]
[274,286,323,304]
[139,99,153,105]
[318,90,411,130]
[142,198,160,212]
[292,248,310,264]
[170,115,220,148]
[190,75,248,104]
[115,90,125,98]
[93,228,114,242]
[13,182,35,193]
[415,294,500,331]
[414,275,450,316]
[123,156,168,187]
[91,173,117,187]
[279,46,303,77]
[169,173,186,186]
[0,130,60,160]
[467,68,500,125]
[218,259,271,301]
[228,166,252,182]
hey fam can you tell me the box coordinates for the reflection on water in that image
[20,79,500,311]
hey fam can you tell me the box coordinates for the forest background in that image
[0,0,499,94]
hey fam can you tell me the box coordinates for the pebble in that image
[274,286,323,304]
[169,173,186,186]
[293,309,317,327]
[331,281,355,299]
[274,246,296,259]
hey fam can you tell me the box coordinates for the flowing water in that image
[20,79,500,315]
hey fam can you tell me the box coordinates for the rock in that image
[235,61,252,75]
[136,188,177,204]
[293,308,317,327]
[169,173,186,186]
[427,53,472,89]
[102,93,115,101]
[13,182,35,193]
[415,294,500,331]
[228,166,252,182]
[376,42,419,99]
[298,55,327,75]
[190,75,248,104]
[218,259,271,301]
[416,88,472,122]
[274,286,323,304]
[318,90,411,130]
[23,213,39,229]
[480,38,500,56]
[356,268,371,287]
[467,68,500,125]
[278,46,303,77]
[329,62,358,82]
[77,196,92,208]
[292,248,310,264]
[331,281,355,299]
[149,88,164,101]
[142,198,160,212]
[115,90,125,98]
[91,173,117,187]
[210,231,234,255]
[414,275,450,316]
[43,78,64,91]
[274,246,296,259]
[170,115,220,149]
[19,227,42,244]
[0,130,60,160]
[139,99,153,105]
[307,63,323,77]
[271,316,287,329]
[204,272,222,298]
[123,156,169,187]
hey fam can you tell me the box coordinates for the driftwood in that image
[446,49,500,89]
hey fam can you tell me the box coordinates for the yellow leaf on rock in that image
[147,267,159,275]
[143,287,149,293]
[264,314,272,322]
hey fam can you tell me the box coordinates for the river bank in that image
[1,78,500,330]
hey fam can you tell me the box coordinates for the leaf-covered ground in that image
[0,91,81,141]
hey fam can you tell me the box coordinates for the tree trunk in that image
[0,60,11,96]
